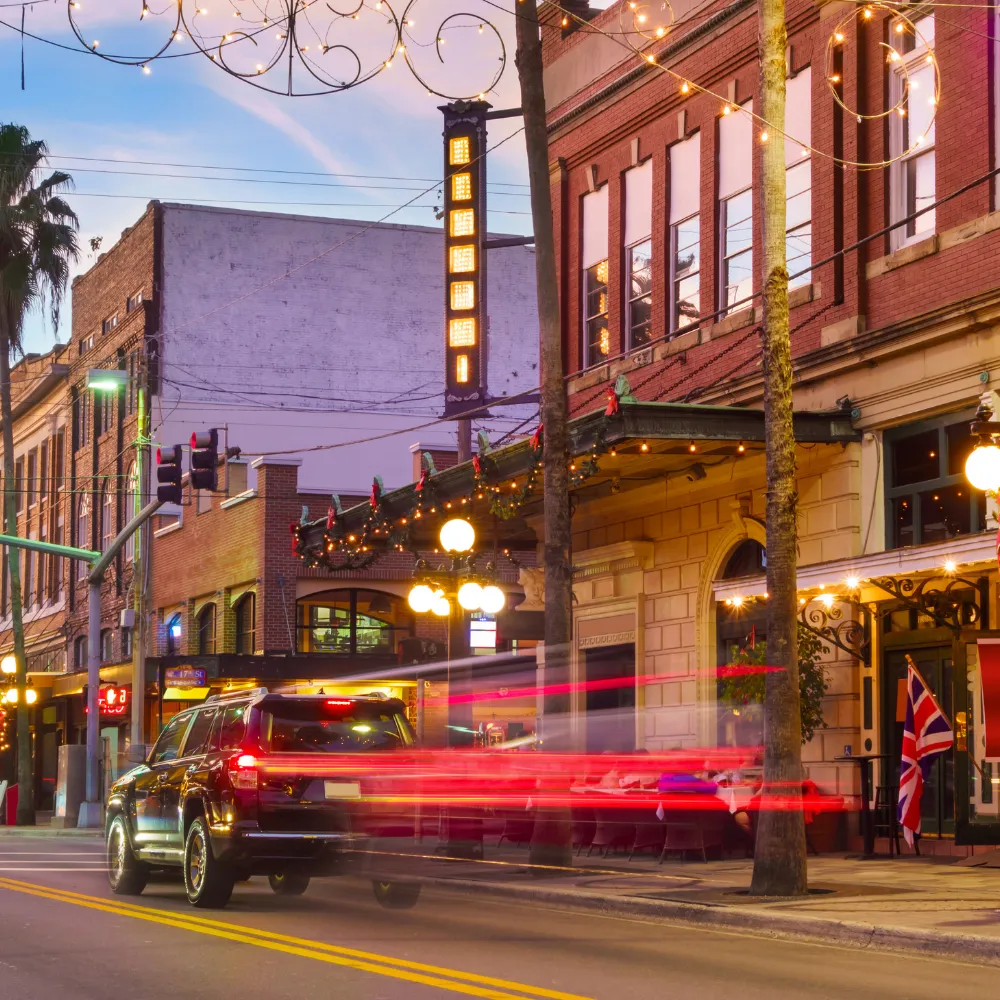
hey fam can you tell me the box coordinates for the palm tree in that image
[0,124,78,825]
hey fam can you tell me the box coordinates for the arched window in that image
[100,628,113,663]
[101,480,114,552]
[720,539,766,579]
[234,593,256,654]
[73,635,87,669]
[297,589,412,656]
[198,604,216,655]
[76,494,90,580]
[124,461,138,563]
[166,612,182,655]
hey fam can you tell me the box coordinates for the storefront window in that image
[886,413,985,548]
[297,589,413,656]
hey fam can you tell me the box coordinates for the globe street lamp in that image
[966,393,1000,493]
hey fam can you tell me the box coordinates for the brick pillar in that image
[184,597,197,655]
[255,458,303,655]
[220,587,236,654]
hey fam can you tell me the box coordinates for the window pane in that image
[214,704,248,752]
[786,189,811,230]
[674,274,700,329]
[946,421,977,476]
[893,496,915,547]
[902,14,934,53]
[786,160,811,199]
[906,64,936,146]
[725,190,753,256]
[787,225,812,287]
[907,152,935,236]
[182,708,217,758]
[919,483,975,543]
[724,249,753,309]
[628,240,652,292]
[674,217,700,277]
[587,318,611,359]
[629,296,652,347]
[891,427,940,486]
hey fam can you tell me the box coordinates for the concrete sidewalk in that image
[411,846,1000,963]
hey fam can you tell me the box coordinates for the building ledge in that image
[153,521,183,539]
[221,489,258,510]
[573,540,654,578]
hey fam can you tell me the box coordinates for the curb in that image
[0,827,102,838]
[419,876,1000,965]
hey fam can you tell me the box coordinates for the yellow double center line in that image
[0,877,591,1000]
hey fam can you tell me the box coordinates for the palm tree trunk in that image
[516,0,573,868]
[749,0,805,895]
[0,333,33,825]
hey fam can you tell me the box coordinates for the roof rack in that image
[204,686,269,705]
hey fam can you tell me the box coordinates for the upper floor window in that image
[102,313,119,335]
[101,481,114,552]
[124,462,138,563]
[100,628,113,664]
[74,390,90,450]
[623,160,652,350]
[73,635,86,670]
[198,604,216,655]
[39,440,49,501]
[582,185,609,366]
[885,411,984,548]
[890,14,936,249]
[122,626,133,659]
[79,335,94,358]
[126,290,143,313]
[235,592,256,654]
[669,131,701,337]
[718,101,753,314]
[785,67,813,289]
[26,450,36,509]
[76,494,90,579]
[166,612,182,655]
[14,458,23,514]
[297,589,413,656]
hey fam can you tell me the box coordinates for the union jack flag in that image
[898,656,954,847]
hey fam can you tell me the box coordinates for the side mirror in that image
[127,744,151,764]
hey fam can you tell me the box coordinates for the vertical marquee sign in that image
[441,100,490,416]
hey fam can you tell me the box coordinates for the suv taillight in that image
[229,752,258,790]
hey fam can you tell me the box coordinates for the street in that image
[0,837,994,1000]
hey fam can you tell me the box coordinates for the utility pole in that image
[516,0,573,869]
[750,0,808,896]
[130,371,151,750]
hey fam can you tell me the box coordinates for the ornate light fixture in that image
[965,393,1000,493]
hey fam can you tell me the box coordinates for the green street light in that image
[86,368,128,392]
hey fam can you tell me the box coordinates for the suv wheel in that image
[372,880,421,909]
[107,815,148,896]
[268,872,310,896]
[184,816,234,908]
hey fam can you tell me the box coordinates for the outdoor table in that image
[834,754,891,858]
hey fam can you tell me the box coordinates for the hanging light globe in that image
[439,518,475,553]
[479,585,506,615]
[0,655,14,675]
[457,581,484,611]
[965,444,1000,492]
[4,688,17,705]
[407,584,435,614]
[431,592,451,617]
[25,688,37,706]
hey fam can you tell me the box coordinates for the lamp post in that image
[407,518,506,746]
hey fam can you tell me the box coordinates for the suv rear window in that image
[261,700,412,753]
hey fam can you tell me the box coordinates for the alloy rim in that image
[189,830,205,892]
[109,822,125,883]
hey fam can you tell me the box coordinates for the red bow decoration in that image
[605,384,620,417]
[416,468,429,493]
[370,477,382,510]
[326,507,336,530]
[531,423,544,451]
[472,455,482,475]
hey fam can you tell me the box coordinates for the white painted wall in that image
[154,204,539,494]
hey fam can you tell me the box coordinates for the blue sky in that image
[1,0,531,355]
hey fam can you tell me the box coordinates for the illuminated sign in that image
[441,100,490,415]
[99,686,129,716]
[164,666,207,689]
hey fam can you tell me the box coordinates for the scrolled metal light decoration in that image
[868,575,983,632]
[66,0,507,100]
[798,597,871,666]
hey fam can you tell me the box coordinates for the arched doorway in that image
[715,539,766,747]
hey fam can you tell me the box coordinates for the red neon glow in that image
[326,698,353,708]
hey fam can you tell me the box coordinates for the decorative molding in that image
[573,540,654,578]
[579,629,636,649]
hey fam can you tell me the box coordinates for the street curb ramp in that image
[422,876,1000,966]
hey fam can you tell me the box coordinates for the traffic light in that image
[156,445,183,504]
[190,429,219,492]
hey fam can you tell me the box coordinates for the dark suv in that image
[105,688,420,910]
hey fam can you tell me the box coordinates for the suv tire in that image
[184,816,235,908]
[268,872,310,896]
[372,880,421,909]
[107,815,148,896]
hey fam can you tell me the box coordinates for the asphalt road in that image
[0,837,996,1000]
